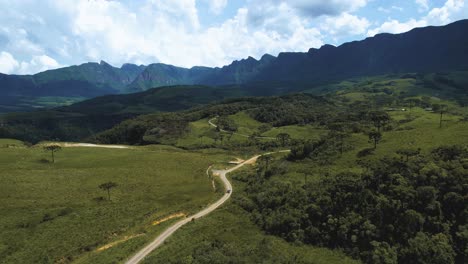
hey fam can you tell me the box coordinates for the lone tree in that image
[43,144,61,163]
[276,133,291,147]
[368,131,382,149]
[99,182,118,201]
[432,104,448,128]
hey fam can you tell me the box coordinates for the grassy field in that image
[278,106,468,187]
[142,165,360,264]
[176,111,330,149]
[0,143,229,263]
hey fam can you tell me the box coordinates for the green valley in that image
[1,16,468,264]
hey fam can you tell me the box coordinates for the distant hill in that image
[1,61,145,97]
[1,69,467,144]
[1,19,468,112]
[0,61,146,112]
[124,54,276,93]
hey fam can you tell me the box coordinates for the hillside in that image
[92,74,467,263]
[1,71,467,263]
[0,61,146,112]
[1,70,467,144]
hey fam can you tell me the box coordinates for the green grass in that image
[176,111,330,149]
[281,107,468,184]
[0,144,227,263]
[0,139,25,146]
[141,166,359,264]
[176,118,216,148]
[145,101,467,262]
[228,111,263,135]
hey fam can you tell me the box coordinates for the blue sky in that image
[0,0,467,74]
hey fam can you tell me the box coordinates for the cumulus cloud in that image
[367,19,427,36]
[0,0,330,72]
[427,0,465,24]
[18,55,61,74]
[206,0,228,14]
[416,0,429,12]
[0,0,465,74]
[321,13,370,37]
[246,0,368,28]
[0,52,60,74]
[368,0,466,37]
[0,51,19,74]
[265,0,368,17]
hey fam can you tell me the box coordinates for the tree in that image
[217,115,238,132]
[405,98,421,113]
[43,144,61,163]
[369,111,390,132]
[368,131,382,149]
[258,155,273,171]
[249,132,260,145]
[369,241,398,264]
[276,133,291,147]
[226,131,234,141]
[99,182,118,201]
[329,130,350,155]
[401,232,455,264]
[432,104,448,128]
[396,148,421,162]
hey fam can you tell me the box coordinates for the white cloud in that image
[0,51,19,74]
[268,0,368,16]
[367,19,427,36]
[378,5,404,13]
[0,0,464,75]
[368,0,466,37]
[0,52,59,74]
[18,55,61,74]
[416,0,429,12]
[321,13,370,36]
[427,0,465,24]
[206,0,228,14]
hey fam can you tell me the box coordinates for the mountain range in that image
[1,19,468,111]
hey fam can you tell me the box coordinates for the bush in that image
[357,148,375,158]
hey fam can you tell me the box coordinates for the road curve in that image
[124,154,264,264]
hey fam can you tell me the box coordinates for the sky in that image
[0,0,467,75]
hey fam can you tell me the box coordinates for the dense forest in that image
[236,145,467,263]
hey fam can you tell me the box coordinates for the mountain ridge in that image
[1,19,468,112]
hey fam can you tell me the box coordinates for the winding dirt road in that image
[124,152,288,264]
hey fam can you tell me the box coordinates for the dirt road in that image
[124,153,281,264]
[43,142,130,149]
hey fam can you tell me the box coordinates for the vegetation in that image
[1,67,468,263]
[98,182,119,201]
[42,144,61,163]
[0,144,227,263]
[142,202,358,264]
[239,146,467,263]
